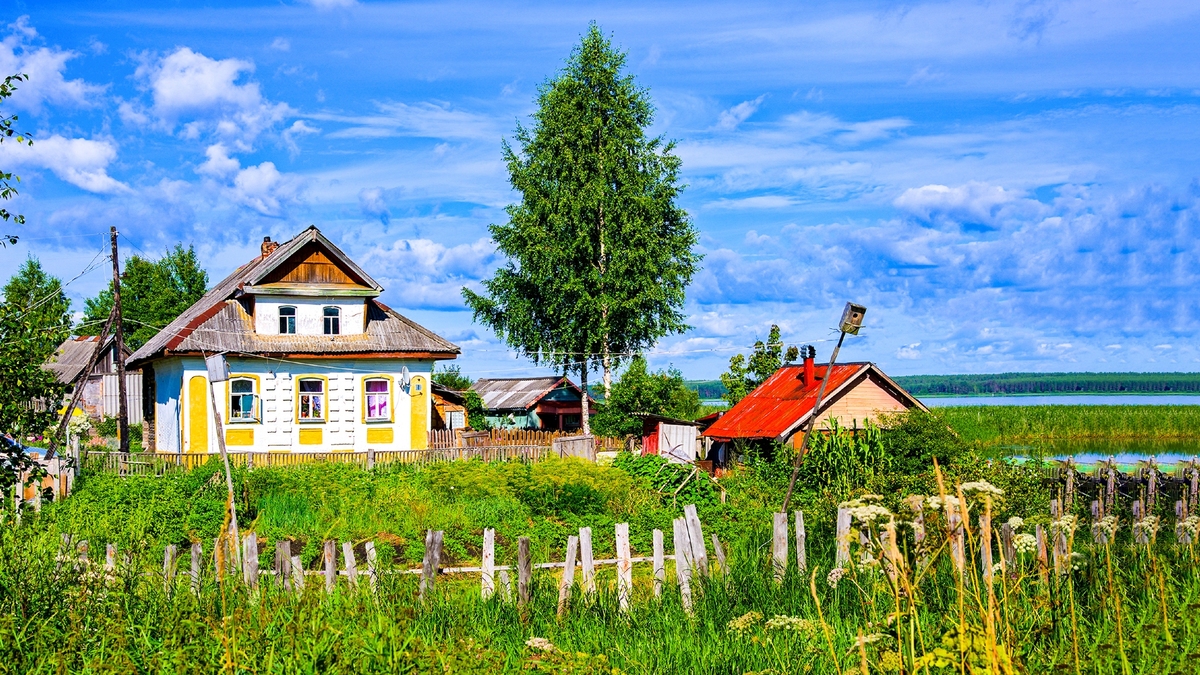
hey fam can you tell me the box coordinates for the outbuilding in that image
[470,376,596,431]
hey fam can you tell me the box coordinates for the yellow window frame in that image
[361,374,395,423]
[294,374,330,424]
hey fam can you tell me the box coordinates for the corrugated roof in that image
[45,335,113,384]
[471,376,578,411]
[128,227,458,367]
[703,362,921,441]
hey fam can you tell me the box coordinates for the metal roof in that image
[45,335,116,384]
[702,362,925,442]
[471,376,581,411]
[128,226,458,367]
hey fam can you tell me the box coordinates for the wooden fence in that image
[428,429,626,451]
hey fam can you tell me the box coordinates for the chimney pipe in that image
[802,345,816,387]
[261,236,279,258]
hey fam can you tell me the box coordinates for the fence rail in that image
[428,429,626,450]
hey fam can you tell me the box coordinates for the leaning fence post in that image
[518,537,531,608]
[1035,524,1049,584]
[711,534,727,572]
[365,541,378,594]
[557,535,579,619]
[794,511,807,573]
[163,544,177,592]
[615,523,632,613]
[652,528,665,598]
[276,541,292,591]
[106,543,117,573]
[324,540,336,592]
[672,518,694,614]
[683,504,709,576]
[498,569,512,602]
[578,526,596,595]
[191,542,202,594]
[244,533,259,588]
[980,510,993,584]
[481,528,496,600]
[342,542,359,588]
[835,507,852,568]
[772,512,788,583]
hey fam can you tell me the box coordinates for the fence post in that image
[518,537,531,608]
[672,518,693,614]
[342,542,359,588]
[1035,524,1048,584]
[243,533,259,588]
[324,540,336,592]
[710,534,727,572]
[246,451,253,471]
[652,529,665,598]
[795,511,807,574]
[498,569,512,602]
[365,541,378,594]
[557,535,579,619]
[578,526,595,595]
[366,448,375,470]
[947,501,965,574]
[1001,524,1016,578]
[683,504,708,576]
[290,551,305,592]
[163,544,177,592]
[835,507,852,568]
[190,542,202,594]
[772,512,787,583]
[106,543,117,573]
[615,523,632,613]
[276,541,292,591]
[481,528,496,600]
[77,539,89,566]
[980,510,993,584]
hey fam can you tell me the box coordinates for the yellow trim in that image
[226,428,254,446]
[294,374,329,424]
[366,427,394,444]
[187,375,209,454]
[225,373,261,424]
[299,428,323,445]
[361,374,395,423]
[410,375,428,450]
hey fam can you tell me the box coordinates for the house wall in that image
[153,355,433,453]
[252,296,368,336]
[792,374,912,444]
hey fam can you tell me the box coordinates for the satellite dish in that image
[401,366,410,388]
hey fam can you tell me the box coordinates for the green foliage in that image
[462,24,700,429]
[0,73,31,229]
[432,364,473,391]
[463,389,491,430]
[796,420,891,494]
[719,324,799,406]
[939,404,1200,443]
[896,371,1200,395]
[0,258,71,481]
[591,356,701,436]
[876,408,968,473]
[80,244,208,350]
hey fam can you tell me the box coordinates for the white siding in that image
[253,297,367,336]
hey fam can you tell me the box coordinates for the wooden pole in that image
[710,534,727,572]
[243,533,259,588]
[578,526,595,595]
[276,541,292,591]
[683,504,708,576]
[365,541,378,594]
[835,507,852,568]
[109,227,130,455]
[517,537,531,608]
[782,329,847,513]
[191,542,202,595]
[1035,524,1049,584]
[980,510,993,584]
[652,529,665,598]
[772,512,787,583]
[557,535,579,619]
[615,523,632,613]
[947,501,965,574]
[498,569,512,602]
[672,518,693,614]
[323,540,336,592]
[481,528,495,600]
[794,511,807,574]
[163,544,177,592]
[342,542,358,587]
[290,552,305,592]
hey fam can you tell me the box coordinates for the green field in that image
[937,404,1200,445]
[5,412,1200,672]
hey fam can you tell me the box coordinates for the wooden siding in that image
[259,243,370,287]
[804,373,910,437]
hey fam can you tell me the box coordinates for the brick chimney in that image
[261,236,279,258]
[801,345,816,387]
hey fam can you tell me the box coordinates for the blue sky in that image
[2,0,1199,380]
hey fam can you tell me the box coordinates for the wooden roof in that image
[45,335,124,384]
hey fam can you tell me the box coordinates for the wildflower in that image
[991,563,1004,577]
[960,481,1004,497]
[728,611,763,634]
[525,637,555,653]
[1051,514,1079,538]
[1176,516,1200,541]
[1006,516,1024,531]
[924,496,944,512]
[1092,515,1119,541]
[765,615,814,632]
[1133,515,1161,541]
[855,633,889,647]
[1068,552,1087,573]
[827,567,846,589]
[1013,533,1037,554]
[841,498,894,524]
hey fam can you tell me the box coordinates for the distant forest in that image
[685,372,1200,398]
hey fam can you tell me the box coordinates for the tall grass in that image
[939,405,1200,444]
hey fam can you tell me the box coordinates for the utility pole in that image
[109,226,130,454]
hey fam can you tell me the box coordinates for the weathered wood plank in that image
[243,533,259,589]
[615,523,632,613]
[794,511,807,574]
[518,537,531,608]
[652,529,665,598]
[672,518,693,614]
[191,542,202,595]
[342,542,358,587]
[835,507,852,568]
[557,535,579,618]
[365,541,378,593]
[772,512,787,583]
[711,534,727,572]
[683,504,708,577]
[578,526,595,595]
[324,540,336,592]
[481,528,495,600]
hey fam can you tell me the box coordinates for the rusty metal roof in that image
[471,376,581,411]
[702,362,924,442]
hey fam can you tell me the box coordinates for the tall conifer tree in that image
[464,25,699,433]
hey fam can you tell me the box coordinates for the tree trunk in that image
[579,361,591,436]
[602,335,612,400]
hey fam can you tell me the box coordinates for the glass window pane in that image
[323,307,339,317]
[311,396,322,417]
[280,307,295,316]
[299,379,323,393]
[300,397,310,418]
[366,379,388,393]
[232,380,253,393]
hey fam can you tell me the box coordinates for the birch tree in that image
[464,25,699,433]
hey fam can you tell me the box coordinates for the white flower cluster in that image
[765,615,814,632]
[1068,552,1087,572]
[1133,515,1161,540]
[1051,514,1079,538]
[960,481,1004,497]
[1092,515,1119,541]
[827,567,847,589]
[924,496,945,512]
[1176,516,1200,540]
[1013,533,1038,554]
[841,496,894,525]
[525,637,556,653]
[728,611,763,634]
[990,563,1004,577]
[1006,516,1024,531]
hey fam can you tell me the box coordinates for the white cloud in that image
[0,134,127,194]
[196,143,240,179]
[281,120,319,155]
[316,101,498,141]
[894,181,1028,228]
[716,94,766,130]
[230,162,303,216]
[906,66,944,86]
[130,47,290,147]
[0,17,106,112]
[895,342,922,359]
[358,187,390,225]
[269,37,290,51]
[360,237,499,309]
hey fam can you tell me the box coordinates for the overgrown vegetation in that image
[938,404,1200,444]
[591,356,701,436]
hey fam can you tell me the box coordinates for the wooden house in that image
[470,376,596,431]
[45,335,142,423]
[702,352,926,462]
[126,226,459,454]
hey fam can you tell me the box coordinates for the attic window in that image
[323,307,340,335]
[279,306,296,334]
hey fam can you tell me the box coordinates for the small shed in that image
[431,383,467,431]
[471,376,597,431]
[44,335,141,423]
[635,413,701,464]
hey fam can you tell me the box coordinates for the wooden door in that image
[188,375,209,453]
[409,376,428,450]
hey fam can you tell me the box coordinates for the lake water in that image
[923,394,1200,407]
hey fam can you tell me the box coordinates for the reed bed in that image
[938,404,1200,444]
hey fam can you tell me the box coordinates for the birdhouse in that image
[839,303,867,335]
